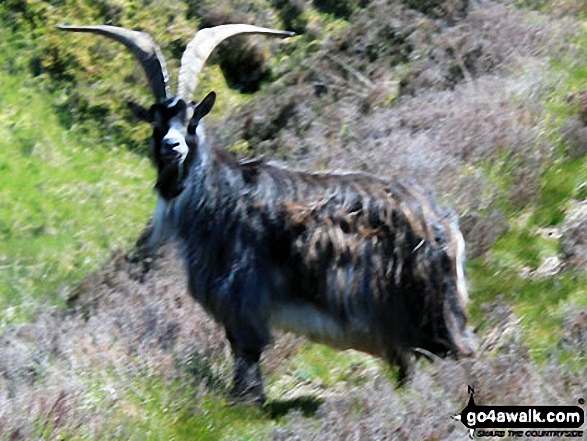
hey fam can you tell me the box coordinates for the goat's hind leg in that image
[386,348,414,387]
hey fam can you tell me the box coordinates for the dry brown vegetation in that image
[1,0,587,439]
[1,247,585,439]
[213,1,577,256]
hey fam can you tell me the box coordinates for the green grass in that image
[112,380,273,441]
[531,28,587,226]
[469,257,586,359]
[0,64,155,329]
[98,344,369,440]
[468,155,586,361]
[67,373,316,440]
[529,157,587,226]
[277,343,372,388]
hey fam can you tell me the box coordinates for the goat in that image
[58,23,478,404]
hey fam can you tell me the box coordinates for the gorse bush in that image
[0,0,292,151]
[2,0,195,151]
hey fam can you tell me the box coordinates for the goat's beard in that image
[155,161,186,200]
[160,147,184,165]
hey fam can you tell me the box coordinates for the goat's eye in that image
[187,123,196,135]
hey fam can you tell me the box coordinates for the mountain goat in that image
[58,23,477,404]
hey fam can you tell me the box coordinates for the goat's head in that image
[57,24,293,199]
[132,92,217,199]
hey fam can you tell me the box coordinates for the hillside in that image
[1,0,586,439]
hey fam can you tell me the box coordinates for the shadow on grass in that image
[264,396,324,419]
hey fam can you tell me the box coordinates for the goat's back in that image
[173,154,475,361]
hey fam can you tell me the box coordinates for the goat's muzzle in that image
[453,329,479,360]
[161,130,189,164]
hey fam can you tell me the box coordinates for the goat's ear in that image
[192,91,216,123]
[128,102,153,123]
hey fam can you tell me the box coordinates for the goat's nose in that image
[163,138,181,151]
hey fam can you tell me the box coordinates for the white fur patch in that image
[163,127,189,163]
[167,96,180,108]
[454,229,468,304]
[270,303,347,347]
[196,124,206,146]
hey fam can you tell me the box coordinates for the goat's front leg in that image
[126,196,176,280]
[226,327,268,405]
[232,351,265,404]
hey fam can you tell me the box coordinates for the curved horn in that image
[177,24,294,102]
[57,25,170,102]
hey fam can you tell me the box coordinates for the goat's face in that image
[132,92,216,199]
[151,96,192,168]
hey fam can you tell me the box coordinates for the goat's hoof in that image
[229,386,266,406]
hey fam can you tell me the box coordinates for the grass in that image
[530,29,587,225]
[69,344,371,440]
[81,351,352,440]
[112,380,272,440]
[268,343,375,392]
[0,61,155,329]
[469,258,586,358]
[529,157,587,226]
[47,370,320,439]
[517,0,587,17]
[468,154,586,361]
[468,153,586,362]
